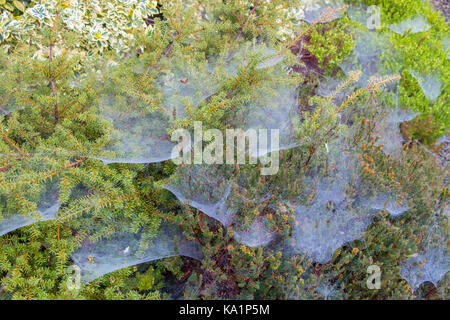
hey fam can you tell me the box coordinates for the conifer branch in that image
[236,0,260,42]
[1,135,28,157]
[8,158,88,186]
[42,158,87,180]
[327,70,362,102]
[49,43,58,124]
[226,0,260,60]
[133,3,201,109]
[336,74,401,113]
[164,3,200,57]
[49,13,61,124]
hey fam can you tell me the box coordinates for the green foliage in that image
[0,0,448,301]
[0,0,159,53]
[346,0,449,142]
[0,1,29,16]
[306,16,356,75]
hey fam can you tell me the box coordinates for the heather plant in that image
[0,0,448,301]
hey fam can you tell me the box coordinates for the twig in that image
[132,3,201,110]
[336,74,401,113]
[227,0,260,60]
[163,39,176,57]
[235,0,260,43]
[2,135,28,157]
[150,2,200,70]
[35,158,87,183]
[49,44,58,124]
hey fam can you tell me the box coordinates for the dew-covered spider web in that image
[388,15,431,35]
[233,218,276,248]
[91,42,301,165]
[339,29,401,87]
[283,140,371,264]
[0,179,60,236]
[0,3,448,295]
[400,210,449,291]
[94,95,177,164]
[373,104,418,158]
[300,0,345,24]
[444,37,450,59]
[163,163,278,247]
[163,165,236,227]
[0,152,62,236]
[0,54,26,116]
[71,221,203,283]
[409,70,443,102]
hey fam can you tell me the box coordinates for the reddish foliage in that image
[290,35,323,77]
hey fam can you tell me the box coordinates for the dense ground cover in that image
[0,0,448,300]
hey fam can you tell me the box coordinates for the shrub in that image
[0,0,448,300]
